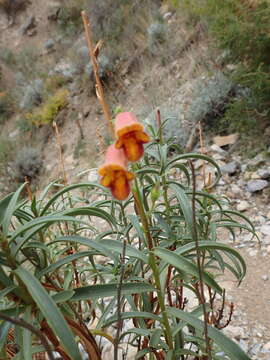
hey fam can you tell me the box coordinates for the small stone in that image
[263,342,270,351]
[251,171,261,179]
[239,339,249,352]
[247,179,268,193]
[262,235,270,245]
[237,200,249,212]
[163,11,173,20]
[9,129,19,138]
[44,39,55,50]
[220,161,238,175]
[244,171,252,180]
[124,78,131,86]
[88,168,99,183]
[260,224,270,236]
[258,168,270,179]
[224,325,246,340]
[262,275,269,281]
[210,143,227,154]
[21,15,36,35]
[248,249,258,257]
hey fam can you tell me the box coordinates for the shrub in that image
[44,74,69,93]
[26,89,68,126]
[147,21,167,52]
[0,136,16,192]
[0,0,28,18]
[0,91,14,125]
[13,146,43,182]
[19,79,44,110]
[57,0,86,36]
[177,0,270,132]
[0,47,16,66]
[0,117,255,359]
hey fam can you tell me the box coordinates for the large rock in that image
[144,71,233,147]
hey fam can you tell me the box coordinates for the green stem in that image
[149,251,174,353]
[132,184,175,357]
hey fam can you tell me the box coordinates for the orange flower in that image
[115,112,150,162]
[98,145,134,200]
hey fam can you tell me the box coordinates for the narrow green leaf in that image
[0,321,11,350]
[166,153,221,187]
[169,183,195,239]
[149,329,162,347]
[154,248,222,294]
[168,307,251,360]
[128,214,146,242]
[0,285,17,299]
[40,182,104,216]
[62,207,116,227]
[52,290,75,303]
[71,282,155,301]
[51,235,115,260]
[15,267,81,360]
[11,216,85,255]
[119,328,151,341]
[175,241,246,279]
[37,251,93,278]
[22,307,32,360]
[104,311,162,328]
[101,239,148,263]
[136,348,151,359]
[0,193,13,225]
[2,183,26,237]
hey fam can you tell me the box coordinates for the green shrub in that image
[0,136,16,192]
[0,47,16,66]
[44,74,69,93]
[0,91,14,125]
[147,21,167,52]
[57,0,86,35]
[26,89,68,126]
[0,120,255,359]
[177,0,270,132]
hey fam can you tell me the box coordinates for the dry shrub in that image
[0,0,29,18]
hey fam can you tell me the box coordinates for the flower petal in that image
[135,131,150,143]
[124,137,144,162]
[111,173,130,200]
[100,173,113,187]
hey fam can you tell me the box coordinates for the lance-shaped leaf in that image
[15,267,81,360]
[71,282,155,301]
[154,248,222,294]
[168,308,251,360]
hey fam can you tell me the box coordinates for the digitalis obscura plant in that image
[0,10,256,360]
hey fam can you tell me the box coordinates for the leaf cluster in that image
[0,124,255,359]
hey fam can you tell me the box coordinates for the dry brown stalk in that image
[52,121,68,185]
[81,11,114,138]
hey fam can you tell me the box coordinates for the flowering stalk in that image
[133,181,175,357]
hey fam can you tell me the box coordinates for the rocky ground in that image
[197,140,270,359]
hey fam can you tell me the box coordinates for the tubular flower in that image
[115,112,150,162]
[99,144,134,200]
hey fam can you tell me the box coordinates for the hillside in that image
[0,0,270,359]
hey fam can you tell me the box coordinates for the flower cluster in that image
[99,112,150,200]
